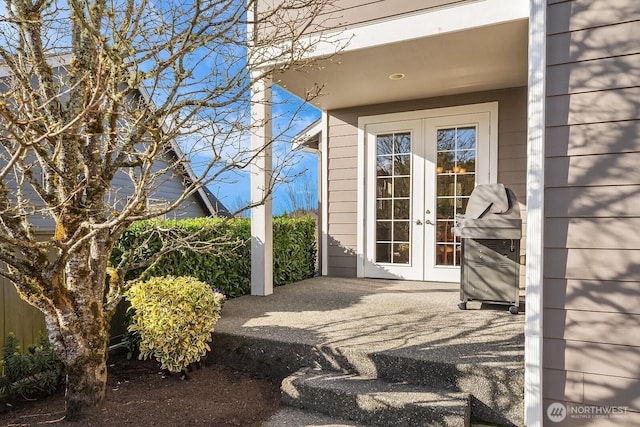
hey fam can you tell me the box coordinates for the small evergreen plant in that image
[0,333,62,399]
[125,276,226,373]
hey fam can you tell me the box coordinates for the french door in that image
[363,108,494,282]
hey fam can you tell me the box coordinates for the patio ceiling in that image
[275,19,529,111]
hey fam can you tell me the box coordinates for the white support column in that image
[320,111,329,276]
[525,0,546,425]
[250,74,273,296]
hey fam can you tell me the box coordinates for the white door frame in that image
[357,102,499,280]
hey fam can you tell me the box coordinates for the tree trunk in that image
[64,346,108,421]
[50,239,112,421]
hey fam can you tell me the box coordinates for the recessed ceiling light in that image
[389,73,405,80]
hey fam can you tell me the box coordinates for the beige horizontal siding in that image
[546,152,640,187]
[498,157,527,172]
[328,212,357,224]
[497,171,527,185]
[545,248,640,282]
[498,116,527,134]
[544,308,640,347]
[328,201,357,213]
[328,223,358,235]
[327,190,357,202]
[326,256,358,269]
[328,179,357,192]
[546,54,640,96]
[265,0,470,35]
[328,158,358,170]
[545,218,640,249]
[544,338,640,379]
[498,130,527,146]
[547,20,640,65]
[544,370,640,415]
[258,0,481,41]
[498,144,527,159]
[327,145,358,159]
[327,266,357,277]
[545,185,640,218]
[545,26,638,398]
[543,376,640,416]
[328,244,357,258]
[544,278,640,315]
[583,374,640,411]
[547,0,640,35]
[325,110,359,278]
[543,369,584,402]
[327,134,359,148]
[543,397,640,427]
[546,120,640,157]
[546,87,640,127]
[328,168,357,181]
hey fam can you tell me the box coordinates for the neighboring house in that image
[0,65,230,347]
[248,1,640,426]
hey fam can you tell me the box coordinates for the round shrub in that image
[124,276,226,373]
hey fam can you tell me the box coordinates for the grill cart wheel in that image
[509,305,519,315]
[458,302,467,310]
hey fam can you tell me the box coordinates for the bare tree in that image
[0,0,339,419]
[284,173,317,215]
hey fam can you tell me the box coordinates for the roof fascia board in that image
[252,0,528,70]
[292,118,322,152]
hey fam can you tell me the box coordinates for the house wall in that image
[310,0,471,31]
[21,153,210,232]
[256,0,473,39]
[326,86,528,278]
[543,0,640,422]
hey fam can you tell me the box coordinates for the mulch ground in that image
[0,353,281,426]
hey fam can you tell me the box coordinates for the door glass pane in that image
[435,126,476,266]
[394,199,410,220]
[394,155,411,176]
[375,131,411,264]
[393,243,410,264]
[377,177,392,198]
[376,200,392,220]
[394,177,411,198]
[393,221,410,242]
[377,156,393,176]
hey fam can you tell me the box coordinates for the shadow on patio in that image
[209,277,524,425]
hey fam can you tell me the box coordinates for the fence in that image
[0,274,47,350]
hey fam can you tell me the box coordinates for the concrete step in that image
[209,333,522,426]
[281,367,471,427]
[264,406,367,426]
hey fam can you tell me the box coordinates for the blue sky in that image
[203,85,321,215]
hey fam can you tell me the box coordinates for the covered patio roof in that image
[274,11,528,110]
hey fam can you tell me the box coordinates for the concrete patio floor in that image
[214,277,524,370]
[210,277,525,425]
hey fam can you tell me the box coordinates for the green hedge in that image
[111,216,316,298]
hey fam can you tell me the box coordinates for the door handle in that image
[425,219,434,225]
[415,219,423,225]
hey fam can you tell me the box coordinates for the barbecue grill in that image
[452,183,522,314]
